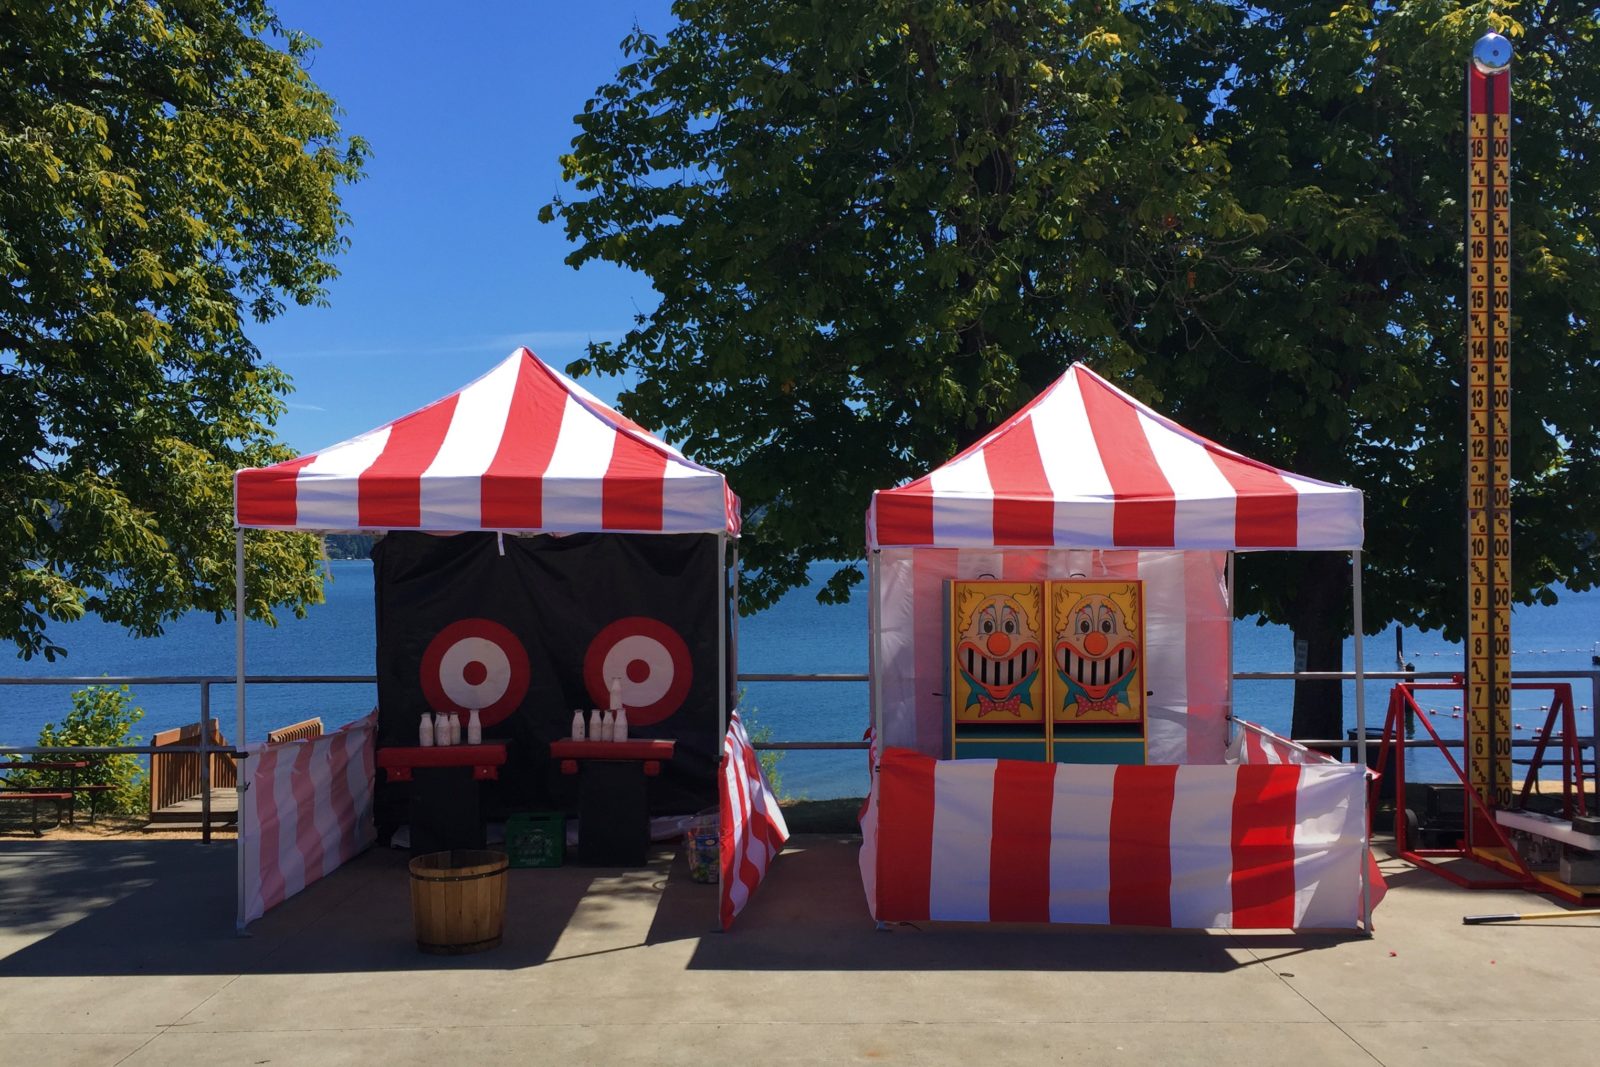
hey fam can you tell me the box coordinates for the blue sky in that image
[252,1,677,454]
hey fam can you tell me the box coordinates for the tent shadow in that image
[2,836,1366,979]
[657,836,1358,973]
[0,840,599,977]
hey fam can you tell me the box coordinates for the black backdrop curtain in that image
[373,531,723,817]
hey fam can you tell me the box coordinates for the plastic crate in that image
[505,812,565,868]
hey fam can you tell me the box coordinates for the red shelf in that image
[377,743,507,782]
[549,739,675,776]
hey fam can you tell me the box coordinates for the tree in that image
[548,1,1600,742]
[1130,3,1600,740]
[544,0,1256,608]
[0,2,366,660]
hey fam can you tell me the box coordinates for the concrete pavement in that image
[1,834,1595,1065]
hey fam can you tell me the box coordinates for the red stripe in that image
[719,758,739,929]
[1245,730,1267,764]
[983,418,1055,546]
[285,738,324,891]
[236,455,316,527]
[1230,765,1301,928]
[874,749,937,921]
[1107,764,1177,926]
[988,759,1054,922]
[357,395,459,527]
[1468,68,1509,114]
[1077,369,1176,546]
[602,435,669,531]
[1208,451,1299,547]
[481,356,567,529]
[874,488,935,546]
[320,727,362,878]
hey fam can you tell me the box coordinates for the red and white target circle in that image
[584,616,693,727]
[420,618,530,728]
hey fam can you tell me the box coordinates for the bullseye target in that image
[420,618,530,727]
[584,616,693,726]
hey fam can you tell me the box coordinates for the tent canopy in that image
[235,347,740,536]
[867,363,1361,552]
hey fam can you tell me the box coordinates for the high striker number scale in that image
[1465,32,1513,835]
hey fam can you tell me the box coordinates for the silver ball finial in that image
[1473,32,1512,75]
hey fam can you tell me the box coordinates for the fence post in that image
[199,681,211,844]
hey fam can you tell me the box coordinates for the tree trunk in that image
[1287,554,1349,750]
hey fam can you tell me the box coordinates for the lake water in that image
[2,560,1596,798]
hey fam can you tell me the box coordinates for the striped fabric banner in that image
[868,363,1362,551]
[861,748,1378,929]
[238,713,377,928]
[235,348,739,536]
[719,712,790,930]
[1227,718,1344,766]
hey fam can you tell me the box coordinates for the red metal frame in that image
[1373,681,1592,895]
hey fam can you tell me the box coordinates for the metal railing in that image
[4,666,1596,837]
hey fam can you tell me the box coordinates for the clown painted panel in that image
[1049,581,1146,726]
[948,581,1046,725]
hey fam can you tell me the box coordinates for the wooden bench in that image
[267,717,325,745]
[0,791,73,835]
[0,760,109,825]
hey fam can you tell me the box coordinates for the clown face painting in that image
[949,582,1045,723]
[1050,582,1145,724]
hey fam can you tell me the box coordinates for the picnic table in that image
[0,759,114,834]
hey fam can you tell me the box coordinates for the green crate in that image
[505,812,565,868]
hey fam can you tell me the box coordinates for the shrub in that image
[740,709,785,801]
[34,685,149,815]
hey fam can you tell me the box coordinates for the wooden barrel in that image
[408,849,509,955]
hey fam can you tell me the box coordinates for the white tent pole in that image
[1353,548,1371,934]
[730,539,740,713]
[718,532,728,753]
[1226,551,1236,740]
[234,528,248,932]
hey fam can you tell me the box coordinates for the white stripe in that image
[1038,377,1116,546]
[1140,551,1189,763]
[1291,765,1367,928]
[542,395,617,530]
[293,426,391,530]
[1167,766,1237,927]
[859,765,882,919]
[659,463,730,535]
[1287,475,1365,550]
[1047,763,1114,924]
[928,451,994,547]
[417,353,520,529]
[927,759,996,920]
[1138,410,1239,549]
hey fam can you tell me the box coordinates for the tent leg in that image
[729,540,739,720]
[1353,549,1371,935]
[718,533,728,750]
[1226,551,1236,743]
[235,528,248,933]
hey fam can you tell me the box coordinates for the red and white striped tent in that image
[236,347,739,536]
[861,363,1379,931]
[229,348,748,929]
[867,362,1361,552]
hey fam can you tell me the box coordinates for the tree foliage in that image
[34,684,148,815]
[545,0,1258,607]
[549,1,1600,739]
[0,1,366,660]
